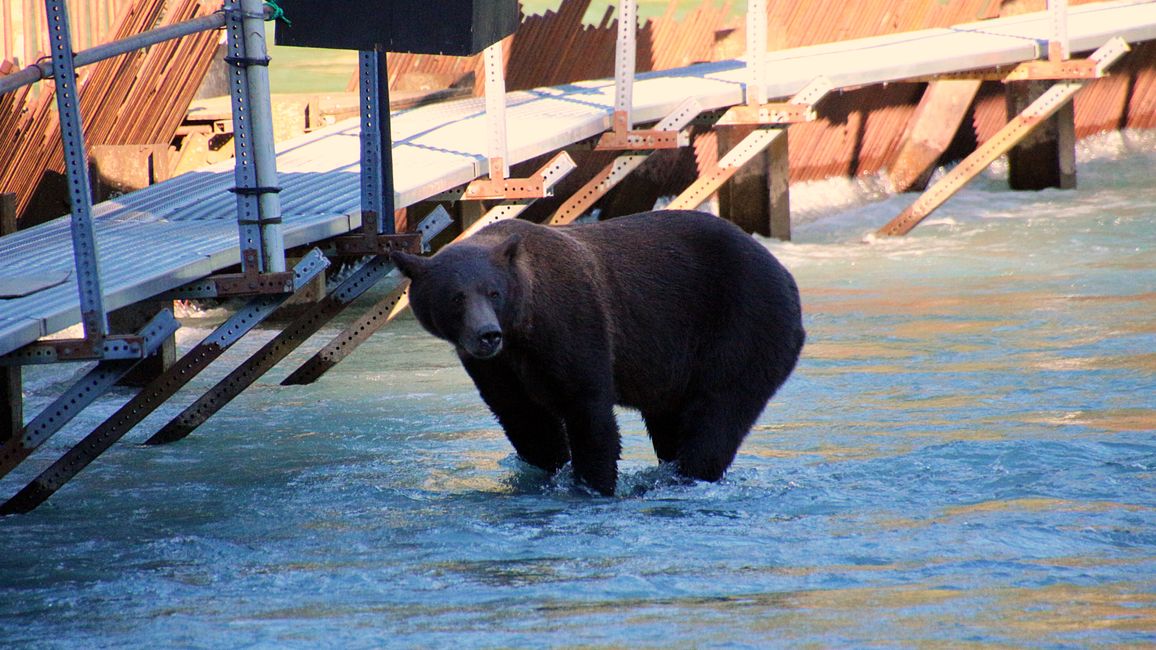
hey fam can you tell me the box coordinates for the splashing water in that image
[2,131,1154,648]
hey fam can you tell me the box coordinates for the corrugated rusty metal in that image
[1,0,219,226]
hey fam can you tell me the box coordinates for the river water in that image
[2,131,1154,648]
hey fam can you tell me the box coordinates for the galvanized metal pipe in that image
[238,0,284,272]
[0,11,227,96]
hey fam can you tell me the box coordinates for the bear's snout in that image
[465,325,503,359]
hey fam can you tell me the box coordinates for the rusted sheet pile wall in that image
[382,0,1156,190]
[0,0,218,226]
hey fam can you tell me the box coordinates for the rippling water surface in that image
[2,132,1154,648]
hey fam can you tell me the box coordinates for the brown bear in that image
[392,210,804,496]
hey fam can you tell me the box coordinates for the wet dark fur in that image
[393,210,805,495]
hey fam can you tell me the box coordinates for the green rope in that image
[264,0,291,25]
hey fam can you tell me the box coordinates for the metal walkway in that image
[3,0,1156,357]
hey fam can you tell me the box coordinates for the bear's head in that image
[392,235,521,360]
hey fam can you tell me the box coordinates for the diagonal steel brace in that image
[142,209,453,444]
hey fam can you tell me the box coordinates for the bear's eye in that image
[451,292,466,305]
[488,290,501,300]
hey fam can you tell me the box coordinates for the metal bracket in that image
[717,76,833,126]
[0,309,180,481]
[594,110,690,151]
[329,213,422,256]
[209,249,296,296]
[464,150,578,201]
[1,334,148,365]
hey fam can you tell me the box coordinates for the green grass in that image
[265,1,745,94]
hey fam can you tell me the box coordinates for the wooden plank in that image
[887,79,982,193]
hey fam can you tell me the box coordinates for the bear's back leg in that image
[641,411,681,464]
[670,392,767,482]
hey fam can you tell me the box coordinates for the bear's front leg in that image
[462,357,571,472]
[561,396,621,496]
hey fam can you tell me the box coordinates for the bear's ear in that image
[391,250,429,279]
[492,233,522,267]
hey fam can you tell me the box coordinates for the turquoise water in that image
[2,131,1154,647]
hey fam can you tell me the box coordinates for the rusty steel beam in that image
[143,210,453,442]
[0,251,329,514]
[550,98,701,225]
[667,127,784,211]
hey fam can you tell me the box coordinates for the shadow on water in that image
[1,132,1155,647]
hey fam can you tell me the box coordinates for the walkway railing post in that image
[358,49,395,234]
[1048,0,1070,61]
[614,0,637,129]
[746,0,768,105]
[44,0,108,343]
[483,40,509,182]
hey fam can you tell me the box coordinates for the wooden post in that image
[888,80,982,193]
[1,192,16,235]
[717,125,791,240]
[1,367,19,442]
[2,193,20,440]
[1006,80,1076,190]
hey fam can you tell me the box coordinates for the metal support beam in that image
[746,0,768,106]
[143,209,454,443]
[0,310,179,480]
[877,37,1128,237]
[282,153,576,386]
[359,49,395,235]
[549,98,701,225]
[1049,0,1070,62]
[667,127,784,211]
[46,0,107,343]
[0,251,329,515]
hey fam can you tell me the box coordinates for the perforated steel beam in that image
[46,0,107,342]
[359,49,395,234]
[143,209,453,443]
[0,310,178,481]
[550,98,701,226]
[0,252,329,514]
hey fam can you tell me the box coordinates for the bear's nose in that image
[479,329,503,348]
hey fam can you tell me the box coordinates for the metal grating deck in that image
[2,0,1155,356]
